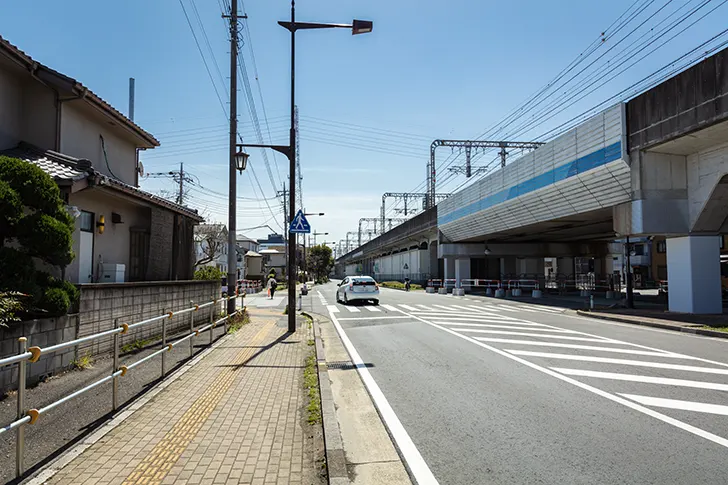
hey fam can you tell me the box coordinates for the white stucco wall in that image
[61,102,138,186]
[66,189,151,283]
[21,81,56,150]
[0,68,22,149]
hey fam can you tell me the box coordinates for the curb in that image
[576,310,728,339]
[307,312,350,485]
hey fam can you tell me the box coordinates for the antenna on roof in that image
[128,77,135,121]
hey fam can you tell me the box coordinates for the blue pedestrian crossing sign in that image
[289,209,311,234]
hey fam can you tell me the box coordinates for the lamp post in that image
[238,4,372,332]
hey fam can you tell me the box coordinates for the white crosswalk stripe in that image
[409,313,522,322]
[619,395,728,416]
[433,322,576,333]
[472,339,690,358]
[364,306,381,312]
[344,306,361,313]
[552,368,728,392]
[508,351,728,375]
[327,305,339,313]
[463,330,611,342]
[391,301,728,424]
[382,304,401,312]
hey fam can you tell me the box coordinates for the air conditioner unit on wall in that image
[101,264,126,283]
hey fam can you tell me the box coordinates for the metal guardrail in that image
[0,292,244,479]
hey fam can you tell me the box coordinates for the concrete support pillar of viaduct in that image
[500,257,517,277]
[455,259,471,288]
[517,258,545,276]
[666,236,722,314]
[444,257,455,280]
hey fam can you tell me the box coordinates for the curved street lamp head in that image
[352,19,373,35]
[234,150,249,173]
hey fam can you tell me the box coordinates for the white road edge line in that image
[326,307,439,485]
[395,308,728,450]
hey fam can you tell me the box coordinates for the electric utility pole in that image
[226,0,243,313]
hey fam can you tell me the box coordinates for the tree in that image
[194,224,227,268]
[0,156,76,316]
[307,245,334,283]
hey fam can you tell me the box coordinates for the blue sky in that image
[2,0,727,249]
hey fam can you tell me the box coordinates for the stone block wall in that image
[0,280,221,394]
[0,315,79,393]
[77,280,221,356]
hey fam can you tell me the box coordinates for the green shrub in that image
[0,291,25,327]
[194,266,223,281]
[40,287,70,315]
[380,281,423,290]
[0,156,75,316]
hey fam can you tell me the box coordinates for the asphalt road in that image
[306,282,728,485]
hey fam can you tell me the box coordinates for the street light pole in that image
[236,5,372,333]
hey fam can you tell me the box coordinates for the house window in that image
[632,244,644,256]
[656,240,667,253]
[79,211,94,232]
[657,265,667,280]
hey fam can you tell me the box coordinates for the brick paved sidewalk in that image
[42,310,322,485]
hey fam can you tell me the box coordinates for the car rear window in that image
[353,278,376,286]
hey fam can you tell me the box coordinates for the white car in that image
[336,276,380,305]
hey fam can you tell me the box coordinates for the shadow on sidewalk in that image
[216,331,295,371]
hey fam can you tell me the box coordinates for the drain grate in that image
[326,360,356,370]
[325,361,374,370]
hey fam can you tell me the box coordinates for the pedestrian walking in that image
[404,278,411,292]
[267,276,278,299]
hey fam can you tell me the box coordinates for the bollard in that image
[223,301,228,334]
[161,307,167,378]
[438,288,447,295]
[532,290,543,298]
[590,294,594,310]
[606,291,614,299]
[112,319,119,411]
[189,301,195,358]
[16,337,27,478]
[209,300,215,346]
[495,288,506,298]
[298,293,302,311]
[426,287,435,294]
[485,288,493,297]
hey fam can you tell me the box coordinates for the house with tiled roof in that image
[0,35,204,283]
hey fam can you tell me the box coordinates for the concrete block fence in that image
[0,280,221,394]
